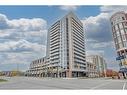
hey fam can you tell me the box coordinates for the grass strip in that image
[0,79,7,82]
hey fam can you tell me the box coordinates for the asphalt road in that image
[0,76,127,90]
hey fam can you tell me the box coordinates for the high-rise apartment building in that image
[47,12,86,77]
[26,12,86,78]
[110,11,127,78]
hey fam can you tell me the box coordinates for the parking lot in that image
[0,76,127,89]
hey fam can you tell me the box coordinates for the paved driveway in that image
[0,76,127,89]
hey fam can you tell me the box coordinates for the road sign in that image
[119,68,127,73]
[116,55,126,60]
[116,57,120,60]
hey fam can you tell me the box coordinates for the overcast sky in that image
[0,5,127,71]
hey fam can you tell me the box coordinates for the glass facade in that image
[49,12,86,77]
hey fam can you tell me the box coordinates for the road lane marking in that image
[90,82,111,89]
[123,82,126,90]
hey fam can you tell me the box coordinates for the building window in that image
[115,44,119,49]
[119,42,123,48]
[117,36,121,43]
[124,22,127,26]
[121,35,126,41]
[123,41,127,47]
[120,29,125,35]
[114,38,117,44]
[122,17,125,20]
[126,34,127,39]
[111,22,113,25]
[119,23,123,29]
[125,28,127,33]
[116,16,121,22]
[115,25,118,30]
[116,30,120,36]
[112,27,115,32]
[113,32,116,38]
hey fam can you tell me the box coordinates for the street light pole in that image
[57,65,59,78]
[17,63,19,76]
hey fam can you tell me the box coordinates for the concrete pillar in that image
[66,70,72,78]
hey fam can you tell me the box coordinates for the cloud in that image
[24,30,47,44]
[0,13,47,43]
[82,12,114,57]
[106,60,119,71]
[86,50,104,56]
[0,14,47,31]
[82,6,127,52]
[82,13,112,43]
[86,39,114,49]
[0,52,44,64]
[82,6,125,71]
[0,13,47,70]
[89,41,114,49]
[100,6,127,14]
[0,52,45,71]
[8,18,47,31]
[0,14,9,29]
[0,39,46,53]
[59,6,78,11]
[0,29,47,45]
[82,6,127,51]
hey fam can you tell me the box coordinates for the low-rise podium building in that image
[86,55,107,77]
